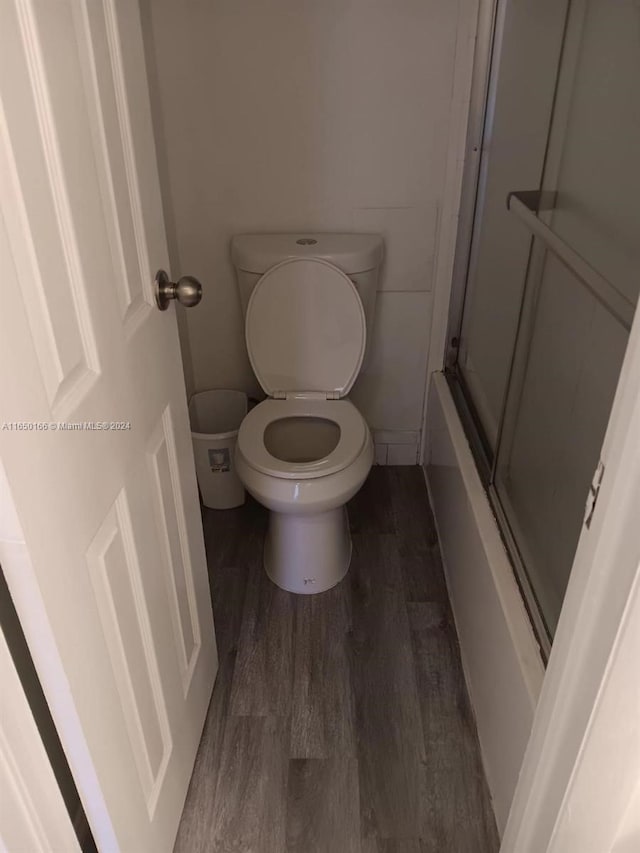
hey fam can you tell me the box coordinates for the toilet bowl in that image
[232,241,383,594]
[236,398,373,593]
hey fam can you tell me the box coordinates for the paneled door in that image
[0,1,217,851]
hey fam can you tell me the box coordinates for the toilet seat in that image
[237,398,368,480]
[245,257,366,399]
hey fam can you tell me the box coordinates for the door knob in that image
[154,269,203,310]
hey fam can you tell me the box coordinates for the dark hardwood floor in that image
[174,466,499,853]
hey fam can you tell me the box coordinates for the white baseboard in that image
[372,430,419,465]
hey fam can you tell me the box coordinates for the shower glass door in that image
[453,0,640,647]
[455,0,569,456]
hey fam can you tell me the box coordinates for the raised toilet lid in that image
[245,258,366,398]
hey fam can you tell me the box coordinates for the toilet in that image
[232,233,384,593]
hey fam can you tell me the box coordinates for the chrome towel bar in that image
[507,190,635,330]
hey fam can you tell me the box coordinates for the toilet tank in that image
[231,234,384,355]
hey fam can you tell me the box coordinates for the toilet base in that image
[264,506,352,594]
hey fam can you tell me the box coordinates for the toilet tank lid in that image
[231,233,383,275]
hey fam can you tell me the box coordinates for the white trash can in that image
[189,390,248,509]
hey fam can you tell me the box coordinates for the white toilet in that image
[232,233,383,594]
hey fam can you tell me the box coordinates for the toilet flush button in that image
[296,238,317,245]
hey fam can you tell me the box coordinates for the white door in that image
[0,626,81,852]
[0,1,217,850]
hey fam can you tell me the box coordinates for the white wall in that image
[142,0,471,457]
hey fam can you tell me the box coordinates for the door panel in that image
[0,1,216,850]
[79,0,155,333]
[0,1,101,414]
[147,407,203,696]
[87,490,173,817]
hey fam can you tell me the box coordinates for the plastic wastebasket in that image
[189,390,248,509]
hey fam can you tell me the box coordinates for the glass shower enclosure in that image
[449,0,640,651]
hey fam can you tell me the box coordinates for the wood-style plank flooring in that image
[174,467,499,853]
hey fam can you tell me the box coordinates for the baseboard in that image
[372,430,420,465]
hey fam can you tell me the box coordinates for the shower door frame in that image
[442,0,568,658]
[501,300,640,850]
[424,0,640,841]
[443,0,551,652]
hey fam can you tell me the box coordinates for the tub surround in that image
[425,372,544,832]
